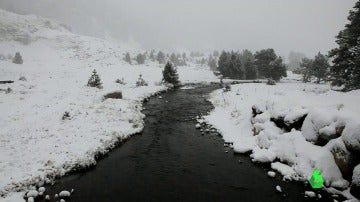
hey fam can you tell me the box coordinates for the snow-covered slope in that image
[0,8,217,201]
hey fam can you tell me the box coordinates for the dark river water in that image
[41,85,333,202]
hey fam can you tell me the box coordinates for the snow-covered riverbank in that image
[0,9,218,201]
[204,82,360,200]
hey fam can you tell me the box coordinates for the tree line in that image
[216,49,287,81]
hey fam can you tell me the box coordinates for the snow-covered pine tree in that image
[329,0,360,90]
[311,52,329,83]
[124,52,131,64]
[87,69,102,88]
[162,62,180,86]
[157,51,166,64]
[12,52,23,64]
[136,74,148,86]
[136,53,145,65]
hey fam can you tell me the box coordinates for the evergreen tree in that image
[269,57,287,81]
[213,50,220,57]
[299,58,313,83]
[157,51,166,64]
[208,55,217,71]
[170,53,179,66]
[311,52,329,83]
[87,69,102,88]
[136,53,145,64]
[149,50,155,61]
[329,1,360,90]
[244,58,257,79]
[182,53,187,61]
[254,49,277,78]
[218,51,230,76]
[12,52,23,64]
[162,62,180,86]
[124,52,131,64]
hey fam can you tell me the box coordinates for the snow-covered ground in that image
[204,80,360,200]
[0,9,217,201]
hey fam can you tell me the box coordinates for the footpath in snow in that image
[203,80,360,200]
[0,9,217,201]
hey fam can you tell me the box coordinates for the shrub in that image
[115,78,126,85]
[266,79,276,85]
[104,91,123,100]
[19,76,27,81]
[136,74,148,87]
[62,111,71,120]
[12,52,23,64]
[87,69,102,89]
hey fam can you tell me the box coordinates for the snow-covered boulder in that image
[301,109,344,145]
[351,164,360,199]
[326,138,359,180]
[26,190,39,198]
[342,121,360,153]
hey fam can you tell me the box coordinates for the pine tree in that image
[218,51,230,76]
[254,49,277,78]
[157,51,166,64]
[136,53,145,64]
[87,69,102,88]
[163,62,180,86]
[208,55,217,71]
[244,58,257,79]
[170,53,179,66]
[329,1,360,90]
[269,57,287,81]
[299,58,313,83]
[149,50,155,61]
[311,52,329,83]
[124,52,131,64]
[12,52,23,64]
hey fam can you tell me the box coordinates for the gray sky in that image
[0,0,357,57]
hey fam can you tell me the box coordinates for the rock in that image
[195,124,201,129]
[38,187,46,193]
[60,199,66,202]
[275,185,282,193]
[267,171,276,178]
[326,138,359,181]
[59,190,71,198]
[304,191,316,198]
[26,190,39,198]
[45,195,50,201]
[351,164,360,198]
[27,197,34,202]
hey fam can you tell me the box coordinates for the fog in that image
[0,0,357,56]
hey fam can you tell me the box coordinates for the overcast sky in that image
[0,0,357,57]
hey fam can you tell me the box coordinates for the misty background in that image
[0,0,357,57]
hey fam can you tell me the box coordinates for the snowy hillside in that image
[0,9,217,201]
[203,82,360,200]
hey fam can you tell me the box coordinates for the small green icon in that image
[309,169,324,189]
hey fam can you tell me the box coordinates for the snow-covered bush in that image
[266,79,276,85]
[115,78,126,85]
[19,76,27,81]
[87,69,102,89]
[12,52,23,64]
[62,111,71,120]
[136,74,148,87]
